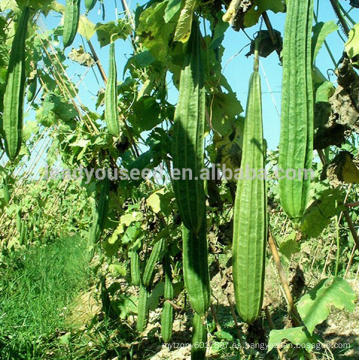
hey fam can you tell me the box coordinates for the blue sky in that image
[41,0,359,153]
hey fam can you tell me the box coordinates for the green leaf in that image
[15,0,53,12]
[147,282,165,311]
[223,0,285,29]
[146,188,173,216]
[96,20,132,47]
[78,15,96,41]
[315,81,335,103]
[210,12,229,49]
[312,21,338,62]
[345,23,359,63]
[211,92,243,136]
[268,327,314,352]
[137,2,178,63]
[109,263,127,276]
[125,51,155,71]
[279,231,300,261]
[22,121,38,142]
[132,96,162,132]
[59,333,71,345]
[117,295,138,319]
[214,330,233,341]
[301,189,345,238]
[297,277,356,334]
[174,0,198,43]
[164,0,182,23]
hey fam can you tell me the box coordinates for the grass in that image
[0,235,91,359]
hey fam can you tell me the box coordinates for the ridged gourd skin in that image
[232,71,267,324]
[172,20,206,234]
[27,78,37,103]
[182,221,210,316]
[105,42,120,136]
[137,282,149,332]
[163,254,173,300]
[63,0,80,48]
[130,250,141,286]
[2,7,30,161]
[278,0,314,222]
[142,238,164,288]
[191,312,207,360]
[89,177,110,245]
[161,254,174,343]
[161,301,174,343]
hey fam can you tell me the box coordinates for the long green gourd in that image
[191,313,207,360]
[137,282,149,332]
[63,0,80,48]
[130,250,141,286]
[2,7,30,161]
[27,78,37,103]
[105,41,120,137]
[172,20,206,234]
[278,0,314,222]
[161,302,173,343]
[232,52,267,324]
[16,210,22,233]
[89,177,110,245]
[182,220,210,316]
[161,254,174,343]
[142,238,164,288]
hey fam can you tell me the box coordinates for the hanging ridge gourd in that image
[172,20,206,234]
[278,0,314,222]
[63,0,80,48]
[2,7,30,161]
[27,78,37,103]
[137,282,149,332]
[182,220,210,316]
[142,238,164,288]
[89,176,110,245]
[130,250,141,286]
[232,46,267,324]
[105,41,120,137]
[173,20,210,317]
[191,312,207,359]
[161,254,174,343]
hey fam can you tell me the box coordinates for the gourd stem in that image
[253,38,259,72]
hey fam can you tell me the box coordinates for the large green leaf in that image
[279,231,300,261]
[96,20,131,47]
[174,0,198,43]
[146,188,173,216]
[136,1,178,62]
[211,92,243,136]
[268,327,314,353]
[312,21,338,62]
[132,96,162,132]
[223,0,285,29]
[298,277,356,334]
[78,15,96,41]
[164,0,182,23]
[300,189,345,238]
[345,22,359,65]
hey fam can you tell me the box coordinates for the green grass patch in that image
[0,235,91,359]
